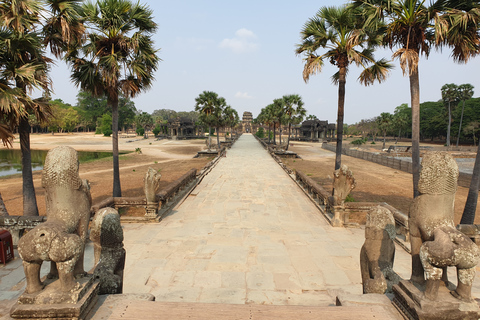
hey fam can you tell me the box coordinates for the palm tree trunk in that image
[208,126,212,150]
[446,103,451,147]
[19,117,39,216]
[457,100,465,147]
[335,66,346,170]
[286,124,291,151]
[410,69,421,198]
[216,127,220,149]
[383,131,386,150]
[273,123,276,145]
[111,96,121,197]
[460,141,480,224]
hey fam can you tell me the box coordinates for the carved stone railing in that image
[90,168,197,220]
[294,169,410,252]
[0,216,47,246]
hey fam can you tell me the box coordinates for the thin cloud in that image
[235,91,254,99]
[219,28,258,54]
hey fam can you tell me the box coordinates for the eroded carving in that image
[420,226,480,301]
[90,207,125,295]
[17,146,91,295]
[360,206,400,294]
[332,164,356,206]
[144,167,161,203]
[409,151,479,302]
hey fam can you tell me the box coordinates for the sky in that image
[49,0,480,125]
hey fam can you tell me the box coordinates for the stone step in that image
[107,301,401,320]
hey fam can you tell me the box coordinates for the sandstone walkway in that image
[121,134,411,305]
[2,134,480,319]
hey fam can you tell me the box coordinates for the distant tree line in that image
[347,84,480,147]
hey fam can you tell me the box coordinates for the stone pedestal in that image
[10,276,99,320]
[392,279,480,320]
[145,202,158,217]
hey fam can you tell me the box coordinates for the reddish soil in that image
[284,141,480,225]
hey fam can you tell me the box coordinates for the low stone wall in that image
[322,143,473,188]
[90,168,198,221]
[294,169,411,252]
[0,216,47,246]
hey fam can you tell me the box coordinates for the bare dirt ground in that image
[283,140,480,225]
[1,133,212,216]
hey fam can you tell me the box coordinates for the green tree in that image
[195,91,226,150]
[283,94,306,150]
[393,104,410,143]
[377,112,393,149]
[100,113,112,136]
[296,5,392,170]
[223,106,239,136]
[135,112,153,138]
[68,0,160,197]
[0,0,84,216]
[352,0,479,198]
[457,84,475,146]
[441,83,459,146]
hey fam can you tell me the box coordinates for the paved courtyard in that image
[1,134,480,318]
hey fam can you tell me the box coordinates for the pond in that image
[0,149,116,177]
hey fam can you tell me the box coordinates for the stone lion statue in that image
[18,146,91,294]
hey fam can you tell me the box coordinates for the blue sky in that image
[49,0,480,124]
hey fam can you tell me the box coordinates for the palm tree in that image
[195,91,226,150]
[223,106,239,137]
[441,83,459,147]
[456,84,474,146]
[283,94,306,150]
[271,98,286,146]
[0,0,83,216]
[352,0,479,197]
[306,115,317,120]
[377,112,393,149]
[195,91,216,150]
[67,0,160,197]
[296,5,392,170]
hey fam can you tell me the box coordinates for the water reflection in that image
[0,149,114,177]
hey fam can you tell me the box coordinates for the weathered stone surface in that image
[395,151,480,319]
[90,207,125,295]
[332,164,356,207]
[393,280,480,320]
[360,206,400,294]
[12,146,96,318]
[11,277,99,320]
[144,167,161,204]
[409,152,458,285]
[420,226,479,301]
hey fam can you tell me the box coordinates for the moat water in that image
[0,149,115,177]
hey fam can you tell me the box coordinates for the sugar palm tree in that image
[441,83,459,147]
[352,0,479,197]
[271,98,286,146]
[456,84,474,146]
[195,91,226,150]
[283,94,306,150]
[296,5,392,170]
[67,0,160,197]
[0,0,82,215]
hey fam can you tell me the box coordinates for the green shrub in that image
[255,127,265,139]
[136,127,145,136]
[103,129,112,137]
[345,194,355,202]
[351,138,366,145]
[152,125,161,136]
